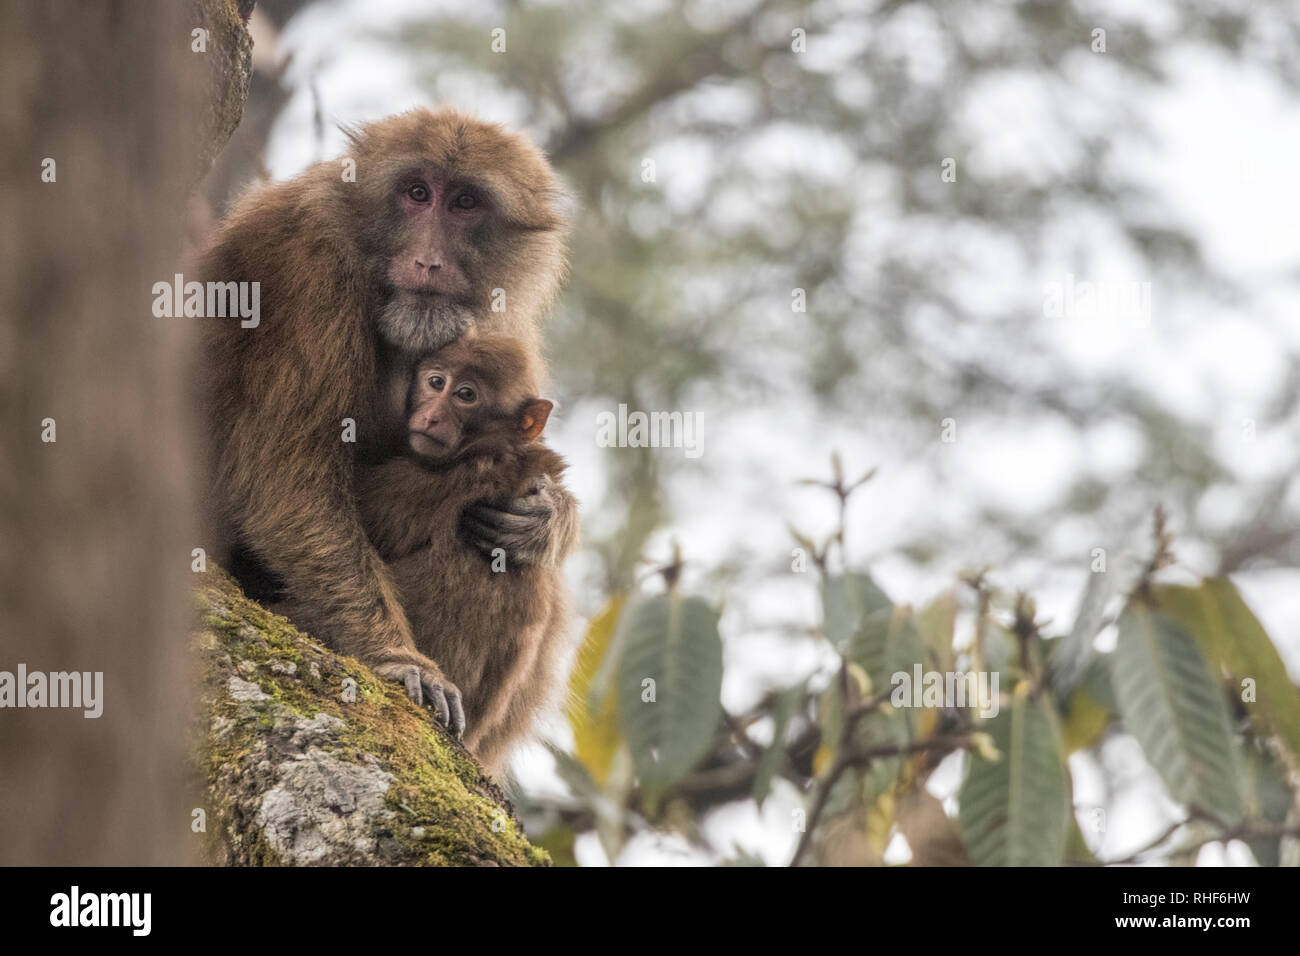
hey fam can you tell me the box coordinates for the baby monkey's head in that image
[406,333,553,464]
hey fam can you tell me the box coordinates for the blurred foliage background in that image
[210,0,1300,865]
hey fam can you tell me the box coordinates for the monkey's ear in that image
[519,400,553,440]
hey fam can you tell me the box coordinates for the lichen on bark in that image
[194,570,549,867]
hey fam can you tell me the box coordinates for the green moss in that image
[193,569,549,867]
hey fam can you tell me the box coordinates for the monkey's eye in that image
[407,183,431,203]
[452,192,478,210]
[426,374,446,391]
[454,385,477,403]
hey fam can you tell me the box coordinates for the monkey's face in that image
[346,109,571,356]
[406,359,482,462]
[376,170,487,354]
[404,336,553,465]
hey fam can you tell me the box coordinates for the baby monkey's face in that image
[405,342,554,464]
[406,359,484,462]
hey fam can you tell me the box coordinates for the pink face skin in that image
[406,361,483,462]
[386,171,488,301]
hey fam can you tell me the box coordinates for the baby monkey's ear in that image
[518,399,554,440]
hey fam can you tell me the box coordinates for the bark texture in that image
[196,571,549,866]
[0,0,250,866]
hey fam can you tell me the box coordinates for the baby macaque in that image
[355,333,575,775]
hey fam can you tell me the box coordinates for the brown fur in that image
[356,335,575,774]
[200,108,573,690]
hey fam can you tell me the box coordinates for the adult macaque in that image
[201,109,575,714]
[349,334,574,773]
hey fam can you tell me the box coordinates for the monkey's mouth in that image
[409,431,453,460]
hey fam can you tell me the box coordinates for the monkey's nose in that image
[414,257,442,272]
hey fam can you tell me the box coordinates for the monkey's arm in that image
[221,426,465,732]
[357,458,464,560]
[460,471,579,568]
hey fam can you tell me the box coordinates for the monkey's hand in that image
[461,473,578,568]
[371,650,466,738]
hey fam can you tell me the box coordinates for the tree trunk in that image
[196,571,549,866]
[0,0,250,866]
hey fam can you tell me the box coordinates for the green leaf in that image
[753,683,801,808]
[849,606,927,734]
[850,606,924,692]
[567,595,626,786]
[1111,604,1244,824]
[1242,745,1292,866]
[854,706,909,804]
[1063,814,1099,865]
[848,605,891,688]
[916,589,957,672]
[1059,656,1117,753]
[821,572,891,654]
[982,620,1018,680]
[615,592,723,796]
[1049,549,1144,696]
[1154,578,1300,766]
[958,688,1069,866]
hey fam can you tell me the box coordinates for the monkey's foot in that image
[372,654,466,738]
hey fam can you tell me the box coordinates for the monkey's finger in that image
[496,494,554,518]
[464,505,548,533]
[459,525,500,558]
[403,667,424,706]
[460,513,517,549]
[446,687,466,739]
[428,686,451,729]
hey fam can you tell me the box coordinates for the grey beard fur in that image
[378,294,474,354]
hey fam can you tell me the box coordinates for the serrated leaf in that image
[567,595,626,785]
[821,572,891,654]
[958,689,1069,866]
[1155,578,1300,766]
[615,592,723,796]
[1111,604,1244,824]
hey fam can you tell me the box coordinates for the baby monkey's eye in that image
[426,374,445,390]
[452,192,477,210]
[454,385,477,403]
[407,183,431,203]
